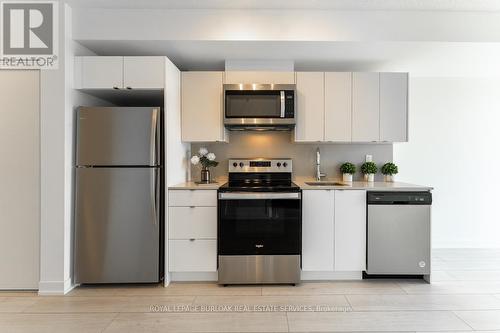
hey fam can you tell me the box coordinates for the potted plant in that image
[340,162,356,182]
[190,147,219,183]
[381,162,399,182]
[361,162,378,182]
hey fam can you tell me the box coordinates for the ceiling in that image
[67,0,500,11]
[78,40,500,76]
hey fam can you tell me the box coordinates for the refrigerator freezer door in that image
[74,167,160,283]
[76,107,160,166]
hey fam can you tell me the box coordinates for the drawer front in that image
[168,190,217,207]
[169,240,217,272]
[169,207,217,239]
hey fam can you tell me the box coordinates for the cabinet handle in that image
[189,206,195,208]
[112,86,119,90]
[189,238,195,242]
[126,86,132,90]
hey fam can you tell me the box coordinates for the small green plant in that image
[361,162,378,175]
[381,162,398,176]
[340,162,356,175]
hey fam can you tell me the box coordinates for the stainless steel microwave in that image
[223,84,296,130]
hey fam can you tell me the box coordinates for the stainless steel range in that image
[217,158,302,285]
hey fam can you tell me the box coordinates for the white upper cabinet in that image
[75,56,164,90]
[334,190,367,271]
[294,71,406,143]
[181,71,227,142]
[123,57,164,89]
[224,71,295,84]
[352,72,380,142]
[380,72,408,142]
[324,72,352,142]
[302,190,335,272]
[78,56,123,89]
[294,72,325,142]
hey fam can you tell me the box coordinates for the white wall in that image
[394,77,500,248]
[39,2,110,295]
[0,70,40,289]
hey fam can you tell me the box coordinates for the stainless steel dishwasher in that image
[366,191,432,281]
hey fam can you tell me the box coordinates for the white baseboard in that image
[38,278,74,295]
[170,272,218,282]
[301,271,362,280]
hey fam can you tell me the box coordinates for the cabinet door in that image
[302,190,335,271]
[181,72,225,142]
[123,57,164,89]
[168,207,217,239]
[169,239,217,272]
[380,73,408,142]
[324,72,352,142]
[352,72,380,142]
[168,190,217,207]
[294,72,324,142]
[224,71,295,84]
[81,56,123,89]
[334,190,366,271]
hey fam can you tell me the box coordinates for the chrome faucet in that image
[315,147,326,181]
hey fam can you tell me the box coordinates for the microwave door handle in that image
[280,91,285,118]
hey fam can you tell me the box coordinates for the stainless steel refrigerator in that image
[74,107,163,284]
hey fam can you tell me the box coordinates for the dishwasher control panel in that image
[367,192,432,205]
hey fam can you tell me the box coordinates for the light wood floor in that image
[2,249,500,332]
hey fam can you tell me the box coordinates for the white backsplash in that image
[191,131,393,182]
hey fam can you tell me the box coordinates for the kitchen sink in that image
[305,181,349,186]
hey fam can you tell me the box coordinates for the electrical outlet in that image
[365,155,373,162]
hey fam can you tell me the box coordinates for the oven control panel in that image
[228,159,292,173]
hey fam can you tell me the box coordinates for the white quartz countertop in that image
[169,178,432,191]
[168,181,223,190]
[294,177,433,191]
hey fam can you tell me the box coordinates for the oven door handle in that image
[218,192,301,200]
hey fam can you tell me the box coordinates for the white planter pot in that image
[342,173,353,182]
[364,173,375,182]
[384,175,396,182]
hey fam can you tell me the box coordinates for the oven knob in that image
[276,162,281,167]
[239,162,244,168]
[283,162,288,168]
[232,162,238,167]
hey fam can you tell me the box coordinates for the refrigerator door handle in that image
[150,169,158,226]
[150,108,159,166]
[155,168,160,225]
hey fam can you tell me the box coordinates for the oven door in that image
[218,192,302,256]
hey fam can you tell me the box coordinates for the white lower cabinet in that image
[302,190,335,271]
[302,189,367,273]
[334,190,367,271]
[169,240,217,272]
[168,189,218,207]
[168,190,217,273]
[168,207,217,239]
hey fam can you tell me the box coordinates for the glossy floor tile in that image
[3,249,500,332]
[346,293,500,311]
[287,311,471,332]
[262,281,406,296]
[0,297,39,312]
[454,310,500,330]
[103,312,288,332]
[0,313,116,333]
